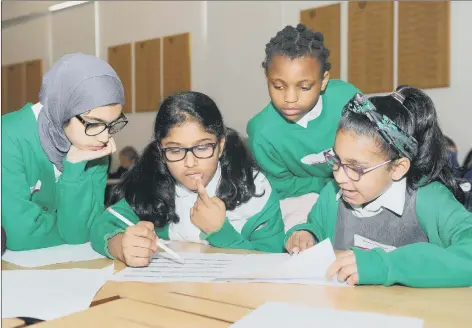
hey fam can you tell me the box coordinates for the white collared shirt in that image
[336,178,407,218]
[168,165,272,243]
[32,102,62,181]
[295,96,323,128]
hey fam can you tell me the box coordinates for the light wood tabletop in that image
[2,318,25,328]
[162,281,472,328]
[121,288,252,322]
[33,298,231,328]
[2,241,472,327]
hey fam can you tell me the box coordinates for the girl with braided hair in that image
[285,87,472,288]
[247,24,361,231]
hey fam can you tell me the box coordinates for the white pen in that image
[106,207,184,264]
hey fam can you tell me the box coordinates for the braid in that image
[262,24,331,75]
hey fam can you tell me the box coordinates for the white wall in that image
[1,1,60,21]
[205,1,281,134]
[51,2,96,62]
[1,15,49,72]
[2,0,471,165]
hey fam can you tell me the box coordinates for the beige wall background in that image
[2,1,471,170]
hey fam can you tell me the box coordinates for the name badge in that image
[354,234,396,252]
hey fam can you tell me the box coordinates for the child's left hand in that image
[190,179,226,234]
[326,250,359,286]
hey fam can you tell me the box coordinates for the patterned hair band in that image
[342,93,419,161]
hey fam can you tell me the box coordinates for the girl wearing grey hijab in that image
[1,53,128,251]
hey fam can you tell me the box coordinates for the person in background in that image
[444,136,461,178]
[1,53,127,251]
[460,149,472,212]
[463,149,472,180]
[109,146,139,179]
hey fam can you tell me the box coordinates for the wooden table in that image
[32,298,233,328]
[3,242,472,327]
[2,318,25,328]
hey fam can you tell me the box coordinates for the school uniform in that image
[90,166,286,256]
[286,179,472,287]
[247,79,360,231]
[246,79,360,199]
[1,103,109,251]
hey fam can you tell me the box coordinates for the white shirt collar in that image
[336,178,407,217]
[32,102,43,120]
[175,164,221,198]
[295,96,323,128]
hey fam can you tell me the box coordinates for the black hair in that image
[262,23,331,75]
[108,91,261,227]
[463,149,472,170]
[339,85,465,204]
[443,136,456,150]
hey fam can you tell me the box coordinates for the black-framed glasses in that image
[75,113,128,136]
[324,151,391,182]
[162,143,218,162]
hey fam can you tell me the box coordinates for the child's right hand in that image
[67,138,117,163]
[121,221,158,267]
[285,231,316,254]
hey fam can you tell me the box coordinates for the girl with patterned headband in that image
[285,86,472,288]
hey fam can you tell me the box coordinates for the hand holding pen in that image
[107,208,184,266]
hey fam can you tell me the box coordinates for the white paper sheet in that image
[2,242,105,267]
[230,302,424,328]
[2,264,114,320]
[218,239,338,284]
[111,253,246,283]
[112,239,344,286]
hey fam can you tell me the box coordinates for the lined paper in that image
[111,239,344,286]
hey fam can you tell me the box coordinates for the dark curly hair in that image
[262,23,331,76]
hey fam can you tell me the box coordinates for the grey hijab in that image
[37,53,125,171]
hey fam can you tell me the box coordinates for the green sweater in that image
[286,181,472,288]
[1,104,109,251]
[247,80,360,199]
[90,184,286,257]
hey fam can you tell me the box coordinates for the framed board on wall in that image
[25,59,43,105]
[398,1,450,89]
[163,33,191,99]
[135,38,161,112]
[2,67,7,115]
[300,4,341,79]
[108,43,132,113]
[348,1,394,94]
[5,63,25,114]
